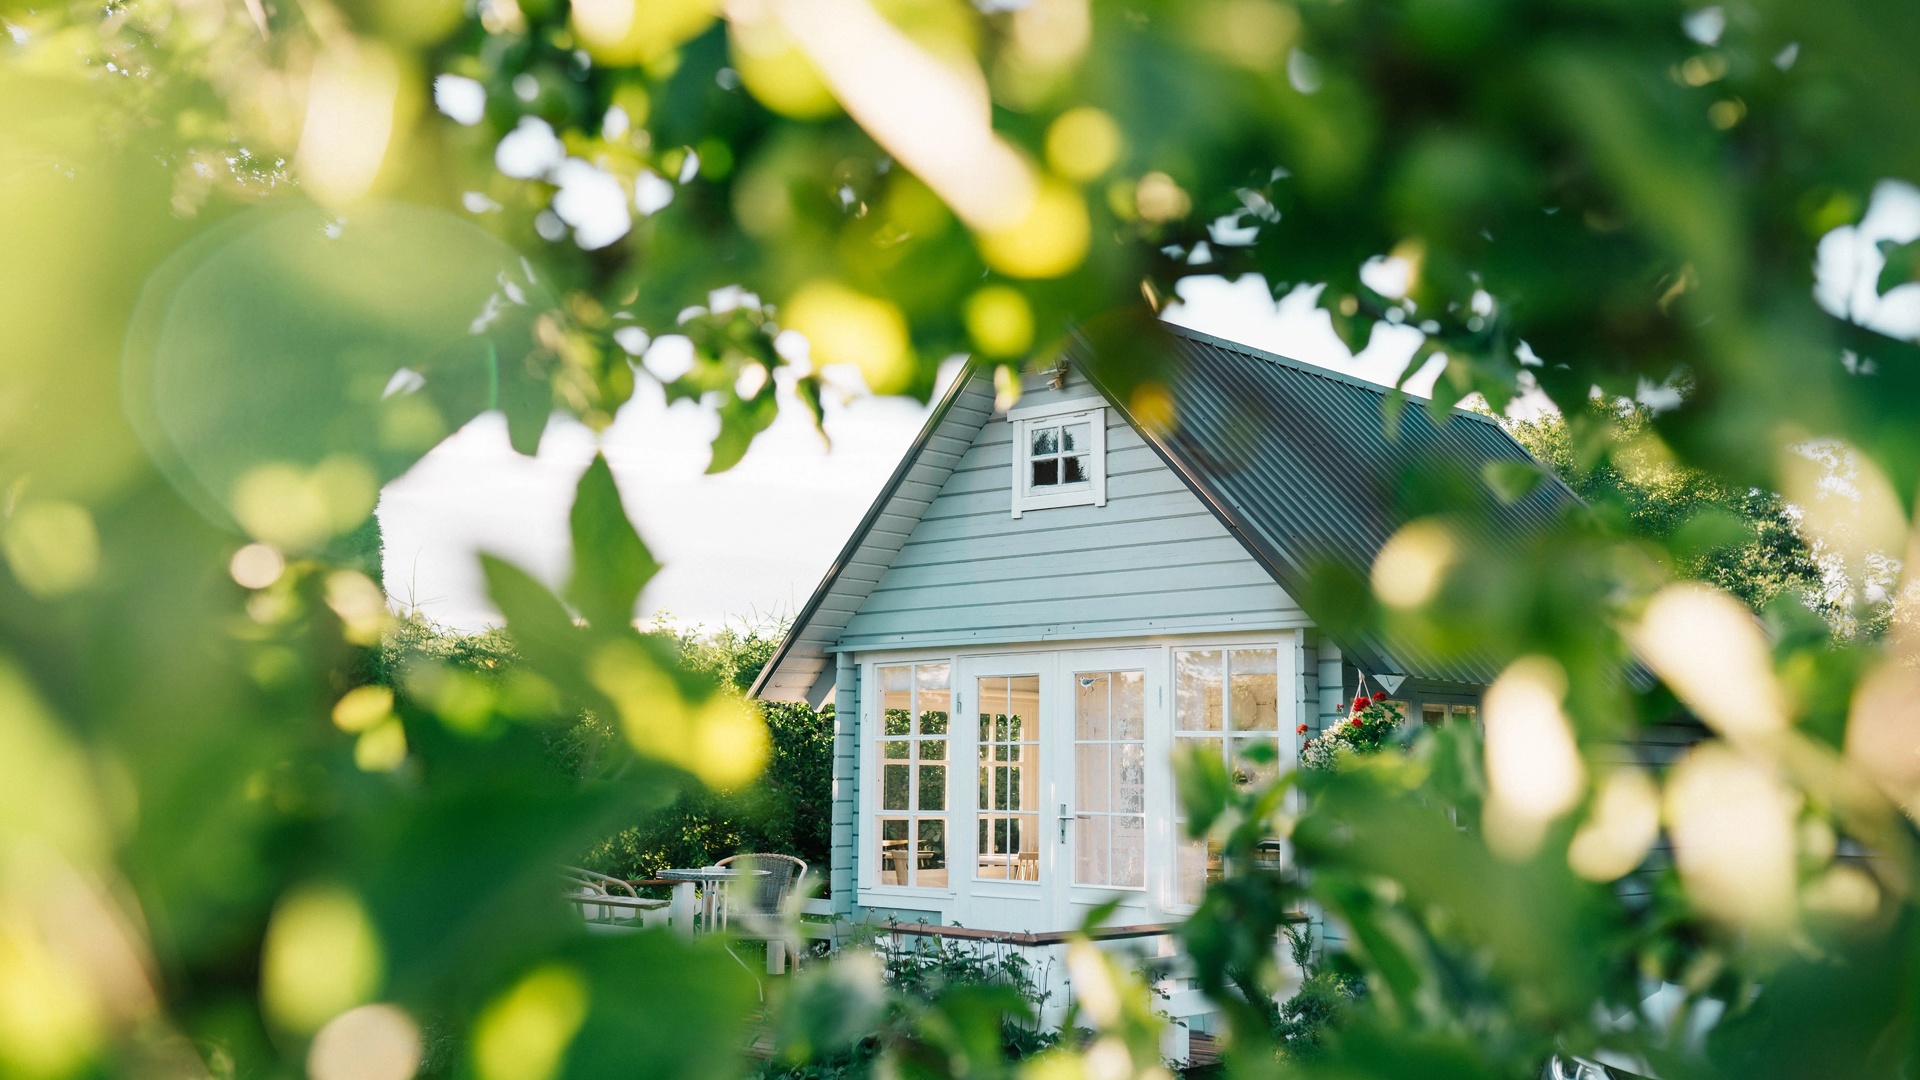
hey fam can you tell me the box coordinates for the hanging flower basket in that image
[1301,690,1405,771]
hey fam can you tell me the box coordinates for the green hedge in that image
[376,615,832,884]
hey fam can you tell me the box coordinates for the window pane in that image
[1177,736,1223,776]
[918,738,946,761]
[1176,838,1210,906]
[1075,674,1109,740]
[1230,736,1279,790]
[918,765,946,810]
[1076,744,1110,812]
[1031,458,1058,487]
[1229,649,1279,732]
[1031,426,1059,455]
[1075,815,1109,886]
[1011,815,1039,880]
[882,666,912,735]
[1113,671,1145,740]
[881,819,910,886]
[1062,455,1088,484]
[1175,650,1224,731]
[1062,422,1090,452]
[917,819,947,887]
[1116,742,1146,813]
[916,665,950,734]
[882,740,909,760]
[1422,703,1447,726]
[882,764,909,810]
[1009,676,1038,738]
[916,662,950,692]
[1451,704,1478,723]
[977,677,1004,740]
[1114,815,1145,888]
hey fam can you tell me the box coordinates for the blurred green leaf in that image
[1877,237,1920,296]
[566,454,657,632]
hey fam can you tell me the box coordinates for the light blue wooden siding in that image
[838,371,1301,649]
[830,651,858,914]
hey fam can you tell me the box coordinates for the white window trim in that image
[1006,397,1107,518]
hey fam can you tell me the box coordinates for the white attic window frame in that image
[1007,396,1107,518]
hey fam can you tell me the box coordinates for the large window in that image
[1008,399,1106,517]
[876,663,949,888]
[1074,670,1146,889]
[976,675,1041,881]
[1172,647,1281,906]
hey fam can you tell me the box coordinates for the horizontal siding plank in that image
[843,581,1293,638]
[905,490,1221,544]
[872,534,1258,589]
[891,512,1234,568]
[860,557,1282,614]
[923,466,1191,520]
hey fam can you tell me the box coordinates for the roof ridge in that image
[1159,322,1507,430]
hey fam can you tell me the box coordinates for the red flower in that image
[1351,696,1368,711]
[1372,691,1388,703]
[1296,723,1308,734]
[1350,717,1362,727]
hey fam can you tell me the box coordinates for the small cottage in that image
[752,323,1578,937]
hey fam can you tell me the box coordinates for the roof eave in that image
[748,359,985,701]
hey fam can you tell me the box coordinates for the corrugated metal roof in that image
[1076,324,1582,687]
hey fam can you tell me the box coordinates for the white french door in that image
[956,654,1050,929]
[1058,648,1165,923]
[956,649,1167,930]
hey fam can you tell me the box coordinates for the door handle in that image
[1058,804,1071,843]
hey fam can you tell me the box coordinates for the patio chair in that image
[715,853,808,974]
[563,866,668,931]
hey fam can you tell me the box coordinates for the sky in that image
[380,178,1920,634]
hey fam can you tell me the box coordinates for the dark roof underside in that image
[1080,325,1582,687]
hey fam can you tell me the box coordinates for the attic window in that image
[1007,397,1107,517]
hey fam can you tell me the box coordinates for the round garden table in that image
[660,866,768,938]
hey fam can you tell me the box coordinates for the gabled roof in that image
[752,322,1581,702]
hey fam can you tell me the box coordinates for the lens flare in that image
[1482,656,1586,859]
[1629,583,1787,741]
[1665,744,1798,936]
[309,1004,422,1080]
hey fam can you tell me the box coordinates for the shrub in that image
[759,934,1059,1080]
[375,613,832,880]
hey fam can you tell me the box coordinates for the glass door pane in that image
[1073,669,1146,888]
[976,674,1041,881]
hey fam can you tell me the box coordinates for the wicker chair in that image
[715,853,808,974]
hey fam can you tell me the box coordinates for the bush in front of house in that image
[376,613,832,881]
[760,932,1061,1080]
